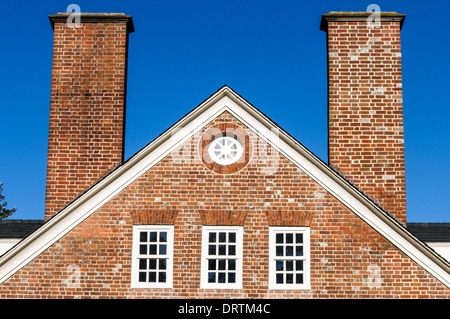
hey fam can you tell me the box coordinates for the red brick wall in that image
[44,17,131,220]
[324,16,407,225]
[1,113,448,298]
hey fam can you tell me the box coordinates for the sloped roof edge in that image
[0,86,449,287]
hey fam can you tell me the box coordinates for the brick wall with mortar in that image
[0,112,448,298]
[322,13,407,225]
[44,14,133,220]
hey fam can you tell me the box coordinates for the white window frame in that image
[131,225,174,288]
[269,226,310,290]
[201,226,243,289]
[208,135,244,165]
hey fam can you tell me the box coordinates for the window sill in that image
[268,284,311,290]
[131,282,173,289]
[200,283,243,290]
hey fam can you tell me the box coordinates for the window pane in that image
[149,232,157,242]
[208,272,216,283]
[159,272,166,283]
[296,233,303,243]
[286,246,293,256]
[286,233,293,243]
[276,246,283,256]
[296,245,303,257]
[276,260,283,271]
[159,259,166,270]
[219,232,226,243]
[149,259,157,270]
[218,259,226,270]
[159,232,167,242]
[139,272,146,282]
[228,232,236,243]
[208,245,216,255]
[286,273,293,284]
[218,272,226,283]
[276,233,283,244]
[209,232,216,243]
[276,274,283,284]
[228,273,236,283]
[149,244,157,255]
[296,260,303,271]
[208,259,216,270]
[296,273,303,284]
[140,232,147,243]
[228,245,236,256]
[139,259,147,270]
[228,259,236,271]
[148,272,157,282]
[218,245,226,255]
[286,260,293,271]
[139,244,147,255]
[159,244,167,255]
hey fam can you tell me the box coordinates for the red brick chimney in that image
[320,12,407,225]
[45,13,134,220]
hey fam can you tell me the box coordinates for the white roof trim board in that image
[0,86,449,288]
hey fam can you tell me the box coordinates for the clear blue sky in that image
[0,0,448,222]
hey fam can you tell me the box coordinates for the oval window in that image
[208,135,243,165]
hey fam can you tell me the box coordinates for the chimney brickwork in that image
[44,13,134,220]
[321,12,407,225]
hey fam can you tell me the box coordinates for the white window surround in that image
[208,135,243,165]
[269,227,310,290]
[201,226,243,289]
[131,225,174,288]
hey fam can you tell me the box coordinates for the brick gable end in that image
[0,112,448,298]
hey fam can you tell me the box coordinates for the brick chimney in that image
[320,12,407,225]
[45,13,134,220]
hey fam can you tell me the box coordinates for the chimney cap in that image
[320,11,406,31]
[48,12,134,33]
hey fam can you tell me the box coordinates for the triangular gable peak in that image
[0,86,449,288]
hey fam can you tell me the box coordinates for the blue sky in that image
[0,0,448,222]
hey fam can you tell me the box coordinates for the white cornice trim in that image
[0,86,449,289]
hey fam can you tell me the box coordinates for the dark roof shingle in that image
[0,219,45,239]
[1,220,449,243]
[407,223,450,242]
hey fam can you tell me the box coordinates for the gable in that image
[0,86,449,293]
[0,113,443,297]
[117,111,328,226]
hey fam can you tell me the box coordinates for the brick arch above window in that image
[130,210,179,225]
[198,210,248,226]
[265,210,314,227]
[199,121,253,175]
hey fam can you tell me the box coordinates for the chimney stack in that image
[45,13,134,220]
[320,12,407,225]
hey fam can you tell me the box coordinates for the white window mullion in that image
[208,135,243,165]
[201,226,243,289]
[269,227,310,290]
[131,225,174,288]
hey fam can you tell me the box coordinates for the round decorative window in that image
[208,135,243,165]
